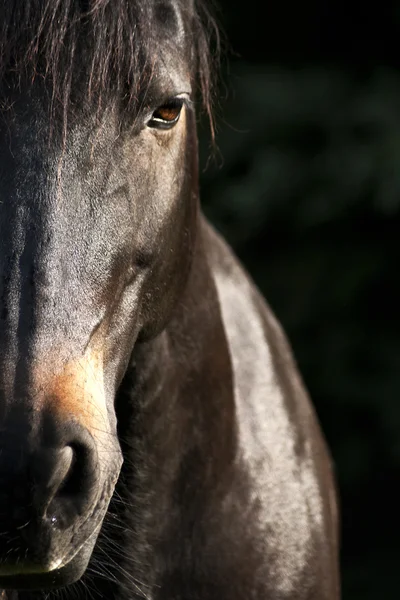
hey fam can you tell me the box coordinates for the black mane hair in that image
[0,0,218,128]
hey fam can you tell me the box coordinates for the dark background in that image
[198,1,400,598]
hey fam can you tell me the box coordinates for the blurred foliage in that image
[199,65,400,599]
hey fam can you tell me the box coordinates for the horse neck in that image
[110,218,237,596]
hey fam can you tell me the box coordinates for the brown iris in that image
[148,99,184,129]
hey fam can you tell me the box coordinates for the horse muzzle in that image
[0,406,122,590]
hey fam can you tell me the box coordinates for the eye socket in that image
[147,98,185,130]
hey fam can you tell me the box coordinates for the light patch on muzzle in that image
[34,349,108,438]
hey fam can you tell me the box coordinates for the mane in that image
[0,0,218,130]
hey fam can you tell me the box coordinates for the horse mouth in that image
[0,523,101,590]
[0,469,119,590]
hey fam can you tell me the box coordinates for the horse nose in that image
[34,445,75,518]
[33,442,97,529]
[31,424,98,529]
[0,420,98,531]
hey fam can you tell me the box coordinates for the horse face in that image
[0,18,196,590]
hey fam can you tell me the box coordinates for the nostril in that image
[45,441,96,527]
[26,422,99,529]
[55,444,84,499]
[48,446,74,497]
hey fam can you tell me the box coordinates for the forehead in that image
[154,0,187,36]
[0,1,195,185]
[0,0,194,121]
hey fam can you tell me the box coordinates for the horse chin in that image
[0,527,99,591]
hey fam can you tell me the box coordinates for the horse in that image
[0,1,340,598]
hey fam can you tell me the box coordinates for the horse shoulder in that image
[202,219,339,598]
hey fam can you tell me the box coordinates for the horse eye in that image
[148,99,184,129]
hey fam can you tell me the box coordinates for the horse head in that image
[0,0,206,588]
